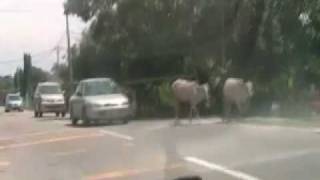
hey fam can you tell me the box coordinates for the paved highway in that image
[0,108,320,180]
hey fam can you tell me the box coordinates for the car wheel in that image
[123,118,129,124]
[5,109,9,113]
[81,108,90,126]
[70,107,78,125]
[72,118,78,125]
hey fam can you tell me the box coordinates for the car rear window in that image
[84,80,120,96]
[8,95,20,101]
[39,85,62,94]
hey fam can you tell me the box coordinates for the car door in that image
[71,82,85,118]
[33,86,41,111]
[5,95,9,109]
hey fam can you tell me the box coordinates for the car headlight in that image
[122,101,129,105]
[56,99,65,103]
[41,98,50,103]
[87,103,102,108]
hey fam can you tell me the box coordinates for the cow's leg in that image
[174,101,180,126]
[195,106,200,119]
[223,99,231,122]
[189,104,194,124]
[236,101,245,120]
[243,99,250,116]
[192,103,200,121]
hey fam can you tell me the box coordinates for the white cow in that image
[172,79,210,125]
[223,78,254,120]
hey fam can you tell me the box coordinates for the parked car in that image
[5,94,23,112]
[33,82,66,118]
[69,78,133,125]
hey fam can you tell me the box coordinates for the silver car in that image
[33,82,66,118]
[69,78,133,125]
[5,94,23,112]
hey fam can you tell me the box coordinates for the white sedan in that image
[69,78,133,126]
[5,93,23,112]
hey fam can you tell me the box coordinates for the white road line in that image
[53,149,87,157]
[99,130,134,141]
[313,129,320,133]
[230,148,320,168]
[146,125,170,131]
[185,156,261,180]
[238,123,320,134]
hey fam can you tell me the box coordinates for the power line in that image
[55,32,66,48]
[0,30,79,67]
[32,48,55,57]
[32,52,56,64]
[70,31,82,35]
[0,48,55,65]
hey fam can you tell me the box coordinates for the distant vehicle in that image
[5,94,23,112]
[69,78,133,125]
[33,82,66,118]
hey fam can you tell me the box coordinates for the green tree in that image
[14,67,51,98]
[65,0,320,116]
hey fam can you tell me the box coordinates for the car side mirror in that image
[174,176,202,180]
[76,92,82,97]
[120,87,127,94]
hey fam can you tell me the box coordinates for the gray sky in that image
[0,0,86,76]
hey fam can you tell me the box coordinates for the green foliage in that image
[0,76,14,105]
[52,63,69,89]
[65,0,320,117]
[14,67,50,97]
[0,76,14,92]
[158,82,175,108]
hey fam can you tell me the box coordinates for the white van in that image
[33,82,66,118]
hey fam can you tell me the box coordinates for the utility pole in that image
[65,10,73,91]
[23,53,32,107]
[221,0,225,65]
[56,46,60,65]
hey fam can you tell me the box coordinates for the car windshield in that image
[8,95,20,101]
[39,85,61,94]
[84,80,120,96]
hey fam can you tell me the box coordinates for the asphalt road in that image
[0,107,320,180]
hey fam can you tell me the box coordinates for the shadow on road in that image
[64,120,128,128]
[35,116,69,121]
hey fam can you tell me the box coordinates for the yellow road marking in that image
[0,129,79,142]
[0,133,104,150]
[86,164,184,180]
[53,149,87,157]
[0,161,10,167]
